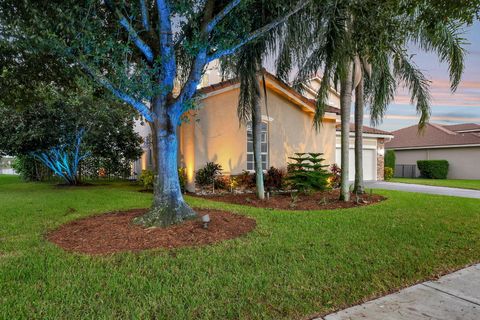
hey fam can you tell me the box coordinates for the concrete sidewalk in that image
[365,181,480,199]
[317,264,480,320]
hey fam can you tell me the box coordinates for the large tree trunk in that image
[339,61,354,201]
[252,97,265,200]
[135,104,197,227]
[353,76,365,194]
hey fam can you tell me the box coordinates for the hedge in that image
[385,150,396,169]
[417,160,449,179]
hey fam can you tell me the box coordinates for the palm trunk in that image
[339,61,354,201]
[353,76,365,194]
[252,98,265,200]
[147,120,158,172]
[135,102,196,227]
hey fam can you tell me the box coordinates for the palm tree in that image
[229,43,267,200]
[221,1,290,200]
[277,0,467,201]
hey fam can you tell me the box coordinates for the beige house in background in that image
[386,123,480,179]
[134,71,390,191]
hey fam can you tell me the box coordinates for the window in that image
[247,122,268,171]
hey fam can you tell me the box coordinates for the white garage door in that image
[335,148,376,181]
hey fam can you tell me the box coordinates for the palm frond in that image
[412,20,466,91]
[393,48,431,128]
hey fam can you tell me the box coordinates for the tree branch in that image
[105,0,154,63]
[156,0,176,90]
[205,0,241,34]
[207,0,311,62]
[139,0,150,32]
[78,62,155,122]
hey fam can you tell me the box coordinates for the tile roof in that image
[443,123,480,132]
[386,123,480,149]
[336,124,393,136]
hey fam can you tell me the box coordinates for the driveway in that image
[317,264,480,320]
[365,181,480,199]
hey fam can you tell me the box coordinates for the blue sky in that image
[375,21,480,131]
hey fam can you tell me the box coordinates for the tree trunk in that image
[339,61,354,201]
[135,105,197,227]
[353,76,365,194]
[252,98,265,200]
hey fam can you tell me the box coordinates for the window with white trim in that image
[246,122,268,171]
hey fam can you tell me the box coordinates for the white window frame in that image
[246,122,269,172]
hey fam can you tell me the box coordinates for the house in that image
[133,71,391,191]
[0,156,16,175]
[386,123,480,179]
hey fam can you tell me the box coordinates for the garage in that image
[335,147,377,181]
[335,124,394,181]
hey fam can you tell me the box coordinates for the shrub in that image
[286,153,330,193]
[12,155,52,181]
[417,160,449,179]
[265,166,286,191]
[213,176,229,190]
[329,164,342,189]
[236,170,256,189]
[139,170,155,190]
[178,167,187,193]
[195,162,222,187]
[385,150,396,169]
[384,167,394,181]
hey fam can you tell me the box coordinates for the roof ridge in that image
[429,123,456,135]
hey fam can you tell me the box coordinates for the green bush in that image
[417,160,449,179]
[286,153,330,193]
[139,170,155,190]
[12,155,52,181]
[384,167,394,181]
[385,150,396,169]
[178,167,187,193]
[195,162,222,187]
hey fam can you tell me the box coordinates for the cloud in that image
[376,114,480,122]
[394,79,480,107]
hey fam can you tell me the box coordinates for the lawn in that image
[391,178,480,190]
[1,174,480,319]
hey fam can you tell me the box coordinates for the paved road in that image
[317,264,480,320]
[365,181,480,199]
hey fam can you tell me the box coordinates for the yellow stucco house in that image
[133,71,392,191]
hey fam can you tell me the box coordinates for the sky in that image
[375,21,480,131]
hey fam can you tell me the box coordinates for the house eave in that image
[336,132,394,139]
[387,143,480,150]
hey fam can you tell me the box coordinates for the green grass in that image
[1,175,480,319]
[391,178,480,190]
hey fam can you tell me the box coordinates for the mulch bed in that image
[194,189,386,210]
[47,209,256,255]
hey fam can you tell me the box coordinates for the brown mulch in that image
[47,209,256,255]
[194,189,386,210]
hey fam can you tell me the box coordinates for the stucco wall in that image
[394,147,480,179]
[182,86,337,180]
[189,88,247,175]
[266,90,336,169]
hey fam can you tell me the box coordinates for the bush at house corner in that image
[417,160,449,179]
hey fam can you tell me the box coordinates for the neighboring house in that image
[133,71,391,191]
[386,123,480,179]
[0,156,16,175]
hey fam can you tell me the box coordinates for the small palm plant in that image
[286,153,330,194]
